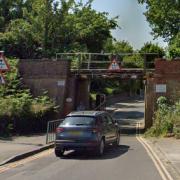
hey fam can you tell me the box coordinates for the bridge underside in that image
[71,68,145,79]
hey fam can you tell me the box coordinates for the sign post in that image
[0,73,5,84]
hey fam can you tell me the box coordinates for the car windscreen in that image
[60,116,95,126]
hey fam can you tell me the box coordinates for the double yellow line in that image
[136,122,174,180]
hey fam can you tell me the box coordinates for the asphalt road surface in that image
[0,136,162,180]
[0,98,163,180]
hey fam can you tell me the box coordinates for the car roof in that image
[67,111,106,117]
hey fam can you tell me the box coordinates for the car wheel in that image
[55,149,65,157]
[113,133,120,146]
[96,139,105,156]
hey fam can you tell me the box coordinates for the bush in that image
[145,96,180,138]
[0,59,57,136]
[145,97,176,137]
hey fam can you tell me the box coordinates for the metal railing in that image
[46,119,64,144]
[55,52,159,72]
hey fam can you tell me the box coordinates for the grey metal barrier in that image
[46,119,64,144]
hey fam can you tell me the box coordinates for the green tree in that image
[103,39,133,53]
[139,42,165,68]
[140,42,164,56]
[0,0,118,58]
[138,0,180,41]
[62,3,118,52]
[168,33,180,58]
[123,54,144,68]
[0,0,31,31]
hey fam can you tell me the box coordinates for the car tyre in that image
[113,133,120,146]
[96,139,105,156]
[55,149,65,157]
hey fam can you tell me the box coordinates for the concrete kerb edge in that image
[0,143,54,166]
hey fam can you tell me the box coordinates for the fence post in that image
[46,121,50,144]
[87,53,91,70]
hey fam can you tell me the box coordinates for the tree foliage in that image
[138,0,180,41]
[123,54,144,68]
[103,39,133,53]
[0,0,118,58]
[140,42,164,56]
[0,59,57,135]
[140,42,164,67]
[168,33,180,58]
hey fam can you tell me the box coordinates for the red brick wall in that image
[145,58,180,129]
[19,59,71,116]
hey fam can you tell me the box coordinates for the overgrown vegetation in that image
[145,96,180,138]
[0,59,57,136]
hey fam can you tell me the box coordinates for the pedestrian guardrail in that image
[46,119,64,144]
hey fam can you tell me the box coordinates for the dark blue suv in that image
[55,111,120,157]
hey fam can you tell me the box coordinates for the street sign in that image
[0,73,5,84]
[108,59,121,70]
[155,84,167,93]
[0,56,9,72]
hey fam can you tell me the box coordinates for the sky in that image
[89,0,167,50]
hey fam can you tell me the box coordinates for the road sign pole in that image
[0,73,5,85]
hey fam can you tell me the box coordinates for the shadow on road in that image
[112,104,137,109]
[59,145,131,160]
[113,111,144,120]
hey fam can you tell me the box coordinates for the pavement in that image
[144,137,180,179]
[0,134,51,165]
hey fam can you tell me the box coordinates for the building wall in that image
[145,59,180,129]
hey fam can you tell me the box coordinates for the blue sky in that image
[88,0,167,50]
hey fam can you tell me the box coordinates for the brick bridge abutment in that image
[18,59,90,117]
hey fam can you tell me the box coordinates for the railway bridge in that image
[19,53,168,129]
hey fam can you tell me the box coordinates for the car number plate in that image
[69,131,82,136]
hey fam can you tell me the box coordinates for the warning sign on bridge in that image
[0,74,5,84]
[108,59,121,71]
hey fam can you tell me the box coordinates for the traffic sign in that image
[108,59,121,70]
[0,73,5,84]
[0,56,9,72]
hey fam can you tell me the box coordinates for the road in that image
[0,98,163,180]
